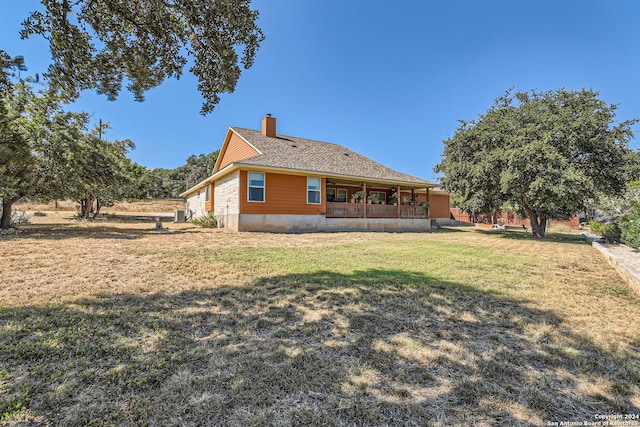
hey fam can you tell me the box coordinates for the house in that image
[180,115,450,232]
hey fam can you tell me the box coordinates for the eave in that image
[180,162,438,198]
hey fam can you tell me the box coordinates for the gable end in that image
[214,129,261,173]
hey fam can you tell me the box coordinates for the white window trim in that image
[327,188,348,202]
[326,188,336,198]
[370,191,387,203]
[307,177,321,205]
[248,171,265,203]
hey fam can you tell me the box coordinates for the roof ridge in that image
[230,127,346,149]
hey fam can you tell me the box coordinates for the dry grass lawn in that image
[1,212,639,426]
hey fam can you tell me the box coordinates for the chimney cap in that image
[266,113,272,117]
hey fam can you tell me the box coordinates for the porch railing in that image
[325,202,363,218]
[400,205,428,219]
[326,202,427,219]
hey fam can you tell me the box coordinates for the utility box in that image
[174,210,185,222]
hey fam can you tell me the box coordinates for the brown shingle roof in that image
[229,127,435,187]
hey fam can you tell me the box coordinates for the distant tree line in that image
[134,151,219,200]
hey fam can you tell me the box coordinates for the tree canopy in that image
[0,66,136,226]
[0,56,38,228]
[35,113,136,219]
[1,52,221,228]
[435,89,637,238]
[19,0,264,114]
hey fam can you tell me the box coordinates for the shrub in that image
[190,213,220,228]
[590,219,621,243]
[620,205,640,249]
[33,211,47,217]
[10,211,32,227]
[594,180,640,247]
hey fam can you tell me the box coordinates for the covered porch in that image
[323,178,433,219]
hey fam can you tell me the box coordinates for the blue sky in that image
[2,1,640,182]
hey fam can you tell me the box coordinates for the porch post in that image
[396,185,401,218]
[426,187,430,218]
[411,189,415,219]
[363,181,367,218]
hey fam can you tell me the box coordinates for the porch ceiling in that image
[325,177,430,191]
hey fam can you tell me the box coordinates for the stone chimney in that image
[262,114,276,137]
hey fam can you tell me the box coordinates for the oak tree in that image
[436,89,637,238]
[1,68,136,226]
[0,55,38,229]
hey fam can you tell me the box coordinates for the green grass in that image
[1,227,639,425]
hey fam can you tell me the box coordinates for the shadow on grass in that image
[430,226,469,233]
[99,214,174,223]
[15,226,146,240]
[14,225,198,241]
[1,269,638,425]
[473,228,587,245]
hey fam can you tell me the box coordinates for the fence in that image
[449,208,581,228]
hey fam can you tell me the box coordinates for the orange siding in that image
[239,170,325,215]
[429,194,450,218]
[412,193,428,203]
[217,133,260,171]
[205,183,214,212]
[410,193,450,218]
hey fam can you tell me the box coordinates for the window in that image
[326,188,347,202]
[307,177,321,204]
[205,184,210,202]
[248,172,265,202]
[370,191,386,204]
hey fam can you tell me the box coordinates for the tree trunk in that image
[79,198,86,219]
[96,197,103,216]
[79,194,96,219]
[522,197,547,238]
[1,196,22,229]
[526,210,547,238]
